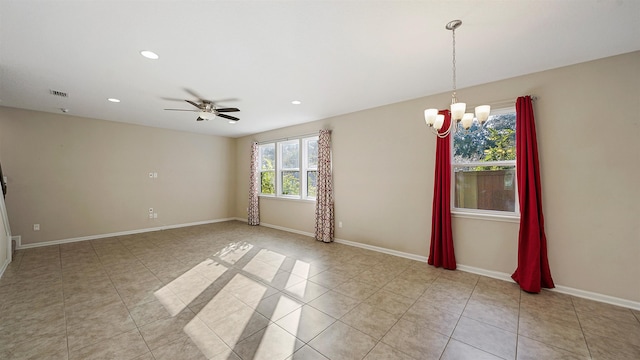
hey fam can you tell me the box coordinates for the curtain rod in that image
[471,95,537,110]
[256,132,320,145]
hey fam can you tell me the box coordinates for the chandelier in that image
[424,20,490,138]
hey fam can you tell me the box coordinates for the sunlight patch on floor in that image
[255,249,286,269]
[154,242,306,359]
[154,286,187,316]
[155,258,229,316]
[243,257,279,282]
[183,316,229,358]
[215,241,253,264]
[291,260,310,278]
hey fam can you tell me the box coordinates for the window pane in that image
[307,139,318,168]
[453,112,516,163]
[259,144,275,171]
[307,170,317,197]
[281,141,299,169]
[454,167,516,212]
[281,171,300,195]
[260,171,275,194]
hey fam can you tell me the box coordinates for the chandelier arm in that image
[430,120,455,138]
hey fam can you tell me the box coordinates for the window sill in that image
[259,195,316,204]
[451,211,520,223]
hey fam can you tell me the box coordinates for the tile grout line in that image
[438,275,480,360]
[306,266,416,358]
[332,264,414,360]
[373,270,440,360]
[58,244,71,360]
[514,287,522,360]
[571,296,594,359]
[114,235,160,359]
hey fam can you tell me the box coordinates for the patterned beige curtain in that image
[315,129,334,242]
[248,142,260,226]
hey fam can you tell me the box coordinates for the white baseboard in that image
[0,236,16,279]
[259,222,315,238]
[13,218,640,311]
[15,218,236,250]
[11,235,20,247]
[456,264,514,283]
[442,264,640,311]
[257,223,640,311]
[0,257,9,279]
[334,237,429,263]
[551,284,640,311]
[259,222,428,262]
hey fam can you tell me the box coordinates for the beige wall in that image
[235,51,640,303]
[1,52,637,303]
[0,107,237,245]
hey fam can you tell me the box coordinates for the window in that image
[259,143,275,195]
[259,135,319,200]
[305,137,318,198]
[452,107,518,217]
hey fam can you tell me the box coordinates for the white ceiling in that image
[1,1,639,138]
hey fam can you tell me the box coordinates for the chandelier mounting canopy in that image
[445,19,462,31]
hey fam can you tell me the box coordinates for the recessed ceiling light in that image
[140,50,159,60]
[291,100,301,105]
[108,98,120,103]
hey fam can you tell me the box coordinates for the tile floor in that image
[0,221,639,360]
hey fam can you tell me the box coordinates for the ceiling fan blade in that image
[161,97,188,102]
[218,113,239,121]
[196,117,205,121]
[165,108,199,111]
[184,88,205,101]
[212,98,238,104]
[185,100,202,108]
[216,108,240,112]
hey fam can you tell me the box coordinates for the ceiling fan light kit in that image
[424,20,491,138]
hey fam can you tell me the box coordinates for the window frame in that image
[277,139,301,198]
[258,143,276,196]
[450,107,520,221]
[303,137,318,199]
[258,135,319,201]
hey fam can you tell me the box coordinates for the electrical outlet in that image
[33,224,40,231]
[338,221,343,228]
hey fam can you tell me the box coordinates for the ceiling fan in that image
[164,89,240,122]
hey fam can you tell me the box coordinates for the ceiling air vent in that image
[49,89,68,98]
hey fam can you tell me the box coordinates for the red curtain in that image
[511,96,555,292]
[428,110,456,270]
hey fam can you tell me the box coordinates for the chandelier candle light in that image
[425,20,491,138]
